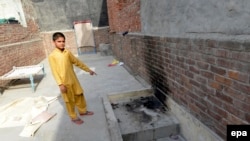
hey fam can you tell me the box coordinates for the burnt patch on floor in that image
[104,35,183,140]
[109,93,179,141]
[111,96,167,125]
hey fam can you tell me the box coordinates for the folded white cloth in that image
[19,111,56,137]
[0,96,58,137]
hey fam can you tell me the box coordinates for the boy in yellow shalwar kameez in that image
[49,32,96,125]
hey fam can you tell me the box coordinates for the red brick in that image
[212,105,227,118]
[227,113,247,124]
[190,79,200,88]
[189,66,200,74]
[200,85,215,95]
[231,61,246,72]
[208,109,222,121]
[216,58,231,68]
[194,53,202,61]
[224,87,245,101]
[210,65,226,75]
[201,70,214,79]
[203,55,216,65]
[215,49,229,57]
[246,113,250,123]
[195,100,207,112]
[215,91,233,104]
[223,103,245,120]
[228,70,249,83]
[232,81,250,94]
[233,99,250,113]
[195,76,207,84]
[215,75,232,86]
[197,61,209,70]
[232,52,250,63]
[189,103,200,114]
[207,95,223,107]
[186,58,195,65]
[246,95,250,103]
[185,70,194,78]
[209,81,223,91]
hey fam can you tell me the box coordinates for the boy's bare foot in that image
[71,118,84,125]
[80,111,94,116]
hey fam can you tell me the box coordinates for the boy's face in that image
[53,37,65,50]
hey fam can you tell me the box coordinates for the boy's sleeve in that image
[68,51,91,72]
[48,56,63,85]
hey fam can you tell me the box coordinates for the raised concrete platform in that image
[103,89,186,141]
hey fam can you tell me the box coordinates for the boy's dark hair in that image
[52,32,65,41]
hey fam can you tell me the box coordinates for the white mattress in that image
[0,65,43,80]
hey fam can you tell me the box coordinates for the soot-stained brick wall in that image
[109,33,250,139]
[107,0,250,139]
[0,0,45,78]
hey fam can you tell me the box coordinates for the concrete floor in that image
[0,53,150,141]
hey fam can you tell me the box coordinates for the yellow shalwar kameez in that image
[48,48,91,119]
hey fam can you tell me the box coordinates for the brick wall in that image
[93,27,110,52]
[0,23,39,46]
[107,0,141,32]
[0,24,32,45]
[0,0,45,85]
[107,0,249,139]
[109,34,250,139]
[0,39,45,86]
[0,0,40,46]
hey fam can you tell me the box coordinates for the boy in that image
[48,32,96,125]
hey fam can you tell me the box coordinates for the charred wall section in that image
[109,33,250,139]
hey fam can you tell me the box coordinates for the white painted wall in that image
[0,0,27,27]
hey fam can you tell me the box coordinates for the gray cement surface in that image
[141,0,250,36]
[0,53,150,141]
[32,0,109,31]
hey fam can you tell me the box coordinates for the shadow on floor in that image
[0,74,45,94]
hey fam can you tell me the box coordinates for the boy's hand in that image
[89,70,97,75]
[59,84,67,93]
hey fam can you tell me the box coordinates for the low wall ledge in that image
[0,38,42,48]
